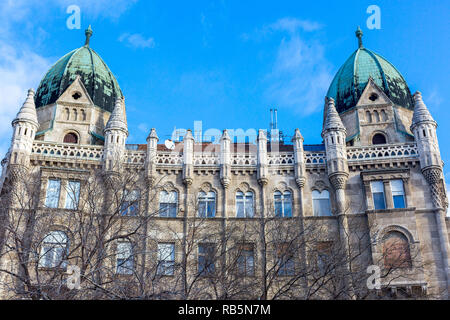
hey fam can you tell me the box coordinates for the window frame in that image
[159,190,178,218]
[157,243,175,276]
[121,189,140,216]
[39,231,69,269]
[390,179,406,209]
[64,180,81,210]
[198,243,216,276]
[116,241,134,275]
[371,181,386,210]
[274,191,292,217]
[236,191,254,218]
[198,191,216,218]
[312,189,332,217]
[45,179,61,209]
[275,243,295,276]
[235,243,255,276]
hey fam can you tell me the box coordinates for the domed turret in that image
[34,26,122,112]
[327,28,414,113]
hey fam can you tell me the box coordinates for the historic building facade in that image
[0,27,449,299]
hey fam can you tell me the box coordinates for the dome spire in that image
[355,26,363,48]
[85,25,93,47]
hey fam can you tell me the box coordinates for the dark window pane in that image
[373,192,386,210]
[393,195,405,209]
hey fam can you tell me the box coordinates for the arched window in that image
[383,231,412,269]
[366,111,372,123]
[39,231,69,268]
[121,189,140,216]
[312,190,332,216]
[274,191,292,217]
[373,110,380,122]
[236,191,254,218]
[198,191,216,218]
[63,132,78,144]
[159,190,178,217]
[372,133,386,145]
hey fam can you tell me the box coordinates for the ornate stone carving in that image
[329,173,348,190]
[422,167,444,209]
[295,177,306,189]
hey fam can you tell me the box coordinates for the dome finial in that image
[355,26,363,48]
[85,25,93,47]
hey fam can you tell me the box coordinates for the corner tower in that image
[326,28,415,147]
[33,26,123,145]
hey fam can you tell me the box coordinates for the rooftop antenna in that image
[270,109,274,130]
[274,108,278,129]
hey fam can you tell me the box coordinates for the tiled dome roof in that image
[35,26,122,113]
[327,27,414,113]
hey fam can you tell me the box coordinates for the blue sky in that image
[0,0,449,192]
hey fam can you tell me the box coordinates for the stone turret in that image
[411,91,450,296]
[8,89,39,169]
[257,129,268,186]
[410,92,446,208]
[219,129,231,188]
[146,128,159,184]
[182,129,194,186]
[292,128,306,188]
[103,98,128,172]
[322,98,349,212]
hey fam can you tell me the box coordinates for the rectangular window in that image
[157,243,175,276]
[236,192,254,218]
[371,181,386,210]
[121,190,140,216]
[198,192,216,218]
[316,242,333,275]
[116,242,134,275]
[276,243,295,276]
[45,179,61,208]
[159,191,178,217]
[391,180,406,209]
[198,243,215,276]
[64,181,81,210]
[236,244,255,276]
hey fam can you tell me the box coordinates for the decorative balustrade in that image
[231,153,257,166]
[346,143,418,161]
[31,141,419,167]
[31,142,103,161]
[155,152,183,165]
[305,152,326,164]
[125,150,146,164]
[268,152,295,165]
[194,153,219,166]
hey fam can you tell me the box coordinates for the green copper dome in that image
[327,28,413,113]
[35,26,122,113]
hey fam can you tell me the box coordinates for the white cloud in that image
[257,18,333,115]
[137,123,149,133]
[425,88,443,108]
[0,41,51,159]
[268,18,322,34]
[119,33,156,49]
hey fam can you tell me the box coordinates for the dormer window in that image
[372,133,387,145]
[369,92,379,101]
[72,91,82,100]
[63,132,78,144]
